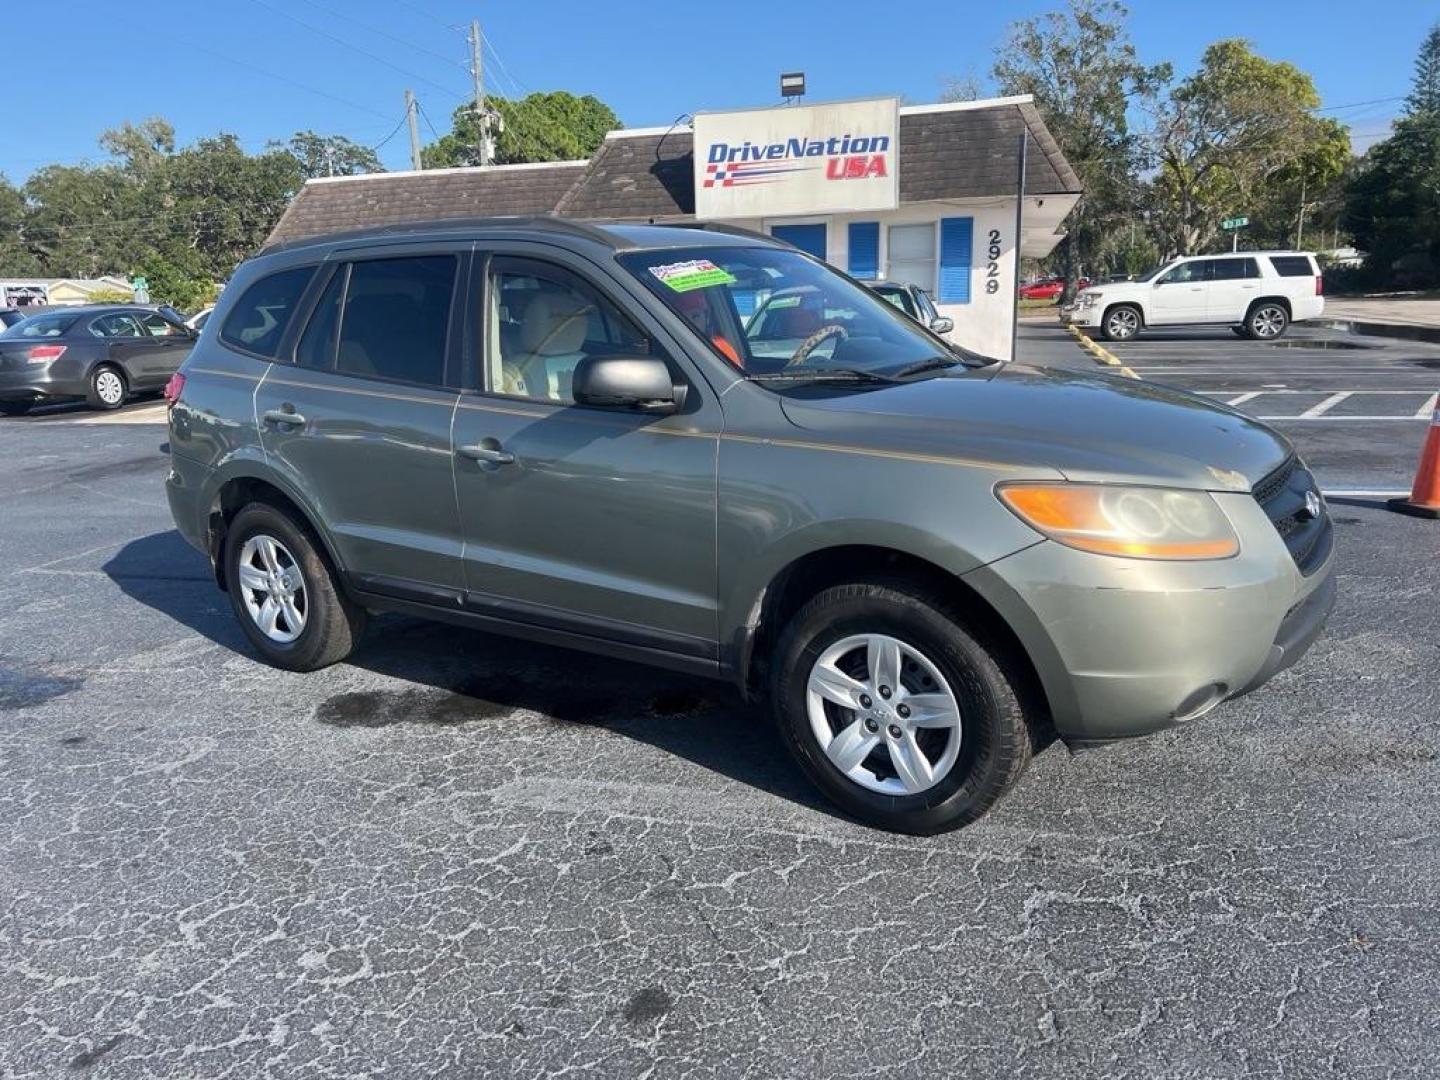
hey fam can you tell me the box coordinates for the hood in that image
[777,364,1292,490]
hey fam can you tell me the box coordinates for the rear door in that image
[1149,260,1211,324]
[449,247,721,662]
[251,246,470,599]
[1205,257,1261,324]
[87,312,169,384]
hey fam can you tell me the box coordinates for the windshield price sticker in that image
[649,260,738,293]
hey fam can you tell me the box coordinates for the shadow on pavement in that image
[103,530,832,817]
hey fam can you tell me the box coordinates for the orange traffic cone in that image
[1389,398,1440,519]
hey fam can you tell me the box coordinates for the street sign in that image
[132,276,148,290]
[1221,217,1249,230]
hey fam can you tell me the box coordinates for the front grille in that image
[1253,455,1332,575]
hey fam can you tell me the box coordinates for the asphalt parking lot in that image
[2,329,1438,1078]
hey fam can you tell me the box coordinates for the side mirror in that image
[572,354,681,414]
[929,315,954,335]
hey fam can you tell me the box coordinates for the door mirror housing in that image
[929,315,954,335]
[572,354,681,414]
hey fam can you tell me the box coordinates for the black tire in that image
[1246,301,1290,340]
[0,402,30,417]
[771,579,1035,835]
[223,502,366,671]
[1099,304,1142,342]
[85,364,127,410]
[1231,325,1250,338]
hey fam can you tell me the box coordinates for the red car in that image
[1018,278,1089,301]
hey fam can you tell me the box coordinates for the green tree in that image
[277,131,384,179]
[1148,39,1341,255]
[1407,22,1440,116]
[0,174,40,275]
[992,0,1168,299]
[423,91,620,168]
[1344,24,1440,288]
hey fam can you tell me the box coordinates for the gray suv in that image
[164,218,1336,834]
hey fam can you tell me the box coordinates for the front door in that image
[449,251,721,661]
[134,310,195,387]
[252,249,469,598]
[88,311,173,386]
[1149,259,1212,324]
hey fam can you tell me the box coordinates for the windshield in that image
[2,312,78,338]
[618,245,982,379]
[1135,260,1177,283]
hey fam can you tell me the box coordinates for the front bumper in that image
[963,491,1336,744]
[1059,303,1099,328]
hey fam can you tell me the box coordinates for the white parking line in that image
[1259,416,1428,422]
[1225,392,1262,406]
[1300,392,1353,418]
[1416,393,1438,419]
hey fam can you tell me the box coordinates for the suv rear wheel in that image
[771,579,1035,834]
[223,502,366,671]
[1099,304,1142,342]
[1246,301,1290,340]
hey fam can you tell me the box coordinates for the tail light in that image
[26,345,66,363]
[1315,275,1324,296]
[163,372,186,407]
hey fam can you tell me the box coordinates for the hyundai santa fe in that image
[163,218,1336,834]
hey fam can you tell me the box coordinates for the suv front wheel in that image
[223,502,366,671]
[772,580,1035,834]
[1099,304,1142,342]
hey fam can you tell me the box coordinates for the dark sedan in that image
[0,305,196,415]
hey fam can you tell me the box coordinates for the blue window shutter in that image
[847,222,879,278]
[938,217,974,304]
[770,223,827,261]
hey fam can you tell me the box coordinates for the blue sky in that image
[7,0,1433,181]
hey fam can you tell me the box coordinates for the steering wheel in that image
[786,323,850,368]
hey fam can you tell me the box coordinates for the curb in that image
[1066,324,1141,379]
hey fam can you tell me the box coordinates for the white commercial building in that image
[268,95,1081,362]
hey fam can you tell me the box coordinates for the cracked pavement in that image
[1,392,1437,1078]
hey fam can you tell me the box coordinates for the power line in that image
[389,0,460,31]
[292,0,468,70]
[482,32,530,99]
[244,0,468,101]
[1315,96,1406,113]
[370,114,411,153]
[416,101,444,142]
[175,37,395,122]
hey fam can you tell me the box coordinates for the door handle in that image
[457,443,515,465]
[262,407,306,428]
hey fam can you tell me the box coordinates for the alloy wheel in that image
[1253,305,1286,338]
[237,534,308,644]
[806,633,963,796]
[1106,308,1139,340]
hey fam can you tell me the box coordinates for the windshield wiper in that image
[747,368,901,385]
[889,356,962,380]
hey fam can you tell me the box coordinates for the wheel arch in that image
[1247,295,1292,317]
[204,467,346,593]
[1103,300,1146,328]
[735,543,1053,730]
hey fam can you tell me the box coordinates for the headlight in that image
[997,483,1239,560]
[1077,292,1100,307]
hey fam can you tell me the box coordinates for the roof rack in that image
[260,214,636,256]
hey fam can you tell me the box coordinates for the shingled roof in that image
[555,97,1081,221]
[265,161,588,247]
[262,97,1081,244]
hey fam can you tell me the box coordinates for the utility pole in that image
[1295,175,1307,249]
[469,19,490,166]
[405,89,422,171]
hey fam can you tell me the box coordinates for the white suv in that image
[1067,252,1324,342]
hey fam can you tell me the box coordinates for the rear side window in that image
[335,256,456,386]
[1210,258,1260,281]
[220,266,316,357]
[1269,255,1315,277]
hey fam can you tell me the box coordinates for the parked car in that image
[1018,278,1089,301]
[165,219,1335,834]
[0,304,197,415]
[862,281,954,336]
[1066,252,1325,342]
[186,306,215,332]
